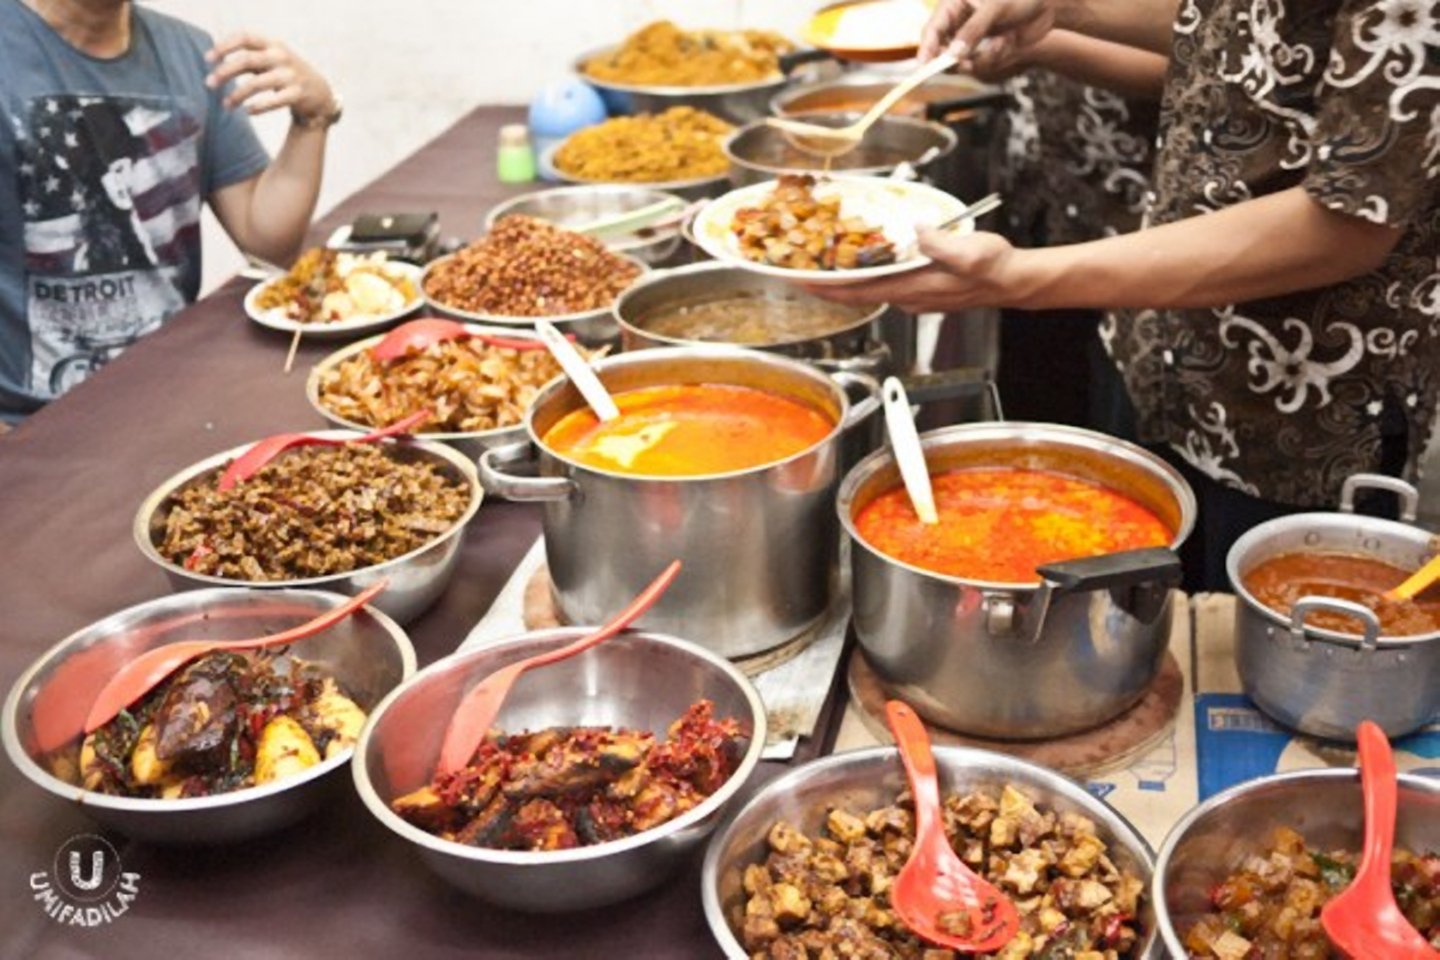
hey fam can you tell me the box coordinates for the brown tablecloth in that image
[0,106,844,959]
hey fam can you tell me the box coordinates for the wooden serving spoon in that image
[216,408,431,492]
[766,53,959,158]
[1382,553,1440,603]
[84,580,388,735]
[435,560,681,777]
[1320,721,1438,960]
[886,700,1020,953]
[368,317,562,361]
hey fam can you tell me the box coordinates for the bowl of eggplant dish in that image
[133,431,482,625]
[3,588,415,844]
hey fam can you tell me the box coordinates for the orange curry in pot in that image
[541,383,833,477]
[1242,551,1440,637]
[854,467,1173,584]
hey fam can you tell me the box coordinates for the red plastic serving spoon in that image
[1320,720,1439,960]
[434,560,682,777]
[216,408,431,491]
[84,580,388,735]
[368,317,565,361]
[886,700,1020,953]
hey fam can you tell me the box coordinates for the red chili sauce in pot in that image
[1242,551,1440,636]
[854,467,1172,584]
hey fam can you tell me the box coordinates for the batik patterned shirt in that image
[1101,0,1440,505]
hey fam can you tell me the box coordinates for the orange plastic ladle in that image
[368,317,562,362]
[1320,721,1439,960]
[216,408,431,492]
[84,580,388,735]
[885,700,1020,953]
[434,560,682,777]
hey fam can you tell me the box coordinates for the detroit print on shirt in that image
[16,94,201,397]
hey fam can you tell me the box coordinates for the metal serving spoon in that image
[886,700,1020,952]
[434,560,682,776]
[1320,720,1438,959]
[368,317,560,361]
[84,580,388,735]
[216,408,431,492]
[765,52,958,158]
[882,377,938,524]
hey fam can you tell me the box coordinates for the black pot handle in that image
[1036,547,1183,595]
[779,48,837,75]
[924,90,1014,122]
[898,366,1003,420]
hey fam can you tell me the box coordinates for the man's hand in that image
[919,0,1058,63]
[205,34,335,122]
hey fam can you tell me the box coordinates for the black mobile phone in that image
[349,211,439,245]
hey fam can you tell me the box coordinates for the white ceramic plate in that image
[690,175,971,285]
[244,261,424,340]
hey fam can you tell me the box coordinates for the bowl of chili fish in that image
[352,626,767,911]
[1154,768,1440,957]
[3,587,415,844]
[133,432,482,625]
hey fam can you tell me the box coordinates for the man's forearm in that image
[1054,0,1180,57]
[1027,30,1169,98]
[240,126,327,264]
[1008,187,1401,310]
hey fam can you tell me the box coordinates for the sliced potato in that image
[255,715,321,784]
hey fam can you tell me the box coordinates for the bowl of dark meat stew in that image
[133,432,482,625]
[352,626,766,911]
[3,587,415,843]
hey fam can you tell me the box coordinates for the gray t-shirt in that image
[0,1,269,420]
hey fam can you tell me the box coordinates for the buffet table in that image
[0,105,853,960]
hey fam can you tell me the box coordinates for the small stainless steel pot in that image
[134,433,482,625]
[838,422,1195,739]
[724,112,957,188]
[479,347,880,659]
[1226,473,1440,741]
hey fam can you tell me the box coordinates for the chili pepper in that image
[184,541,213,571]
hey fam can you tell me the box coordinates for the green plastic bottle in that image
[496,123,537,184]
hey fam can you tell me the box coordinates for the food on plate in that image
[316,336,604,434]
[1180,825,1439,958]
[730,174,897,271]
[740,783,1145,958]
[540,383,833,477]
[68,650,366,799]
[553,106,733,183]
[1242,551,1440,636]
[424,215,642,317]
[158,444,470,581]
[581,20,794,87]
[390,700,745,851]
[638,292,872,346]
[855,467,1173,583]
[253,248,418,323]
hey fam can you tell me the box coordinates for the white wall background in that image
[152,0,824,294]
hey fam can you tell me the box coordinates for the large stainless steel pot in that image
[723,113,957,188]
[479,347,880,659]
[1227,473,1440,741]
[838,422,1195,738]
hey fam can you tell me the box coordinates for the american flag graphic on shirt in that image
[16,94,201,398]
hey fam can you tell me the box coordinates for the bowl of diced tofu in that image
[3,588,414,844]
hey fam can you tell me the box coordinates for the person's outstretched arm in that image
[805,187,1402,314]
[922,0,1182,62]
[204,33,338,266]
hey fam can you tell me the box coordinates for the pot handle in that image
[900,366,1004,421]
[778,47,836,75]
[1014,547,1184,643]
[812,339,892,376]
[478,440,577,503]
[830,371,882,432]
[1289,596,1383,652]
[1338,473,1419,523]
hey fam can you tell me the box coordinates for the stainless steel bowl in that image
[421,250,650,346]
[352,627,767,911]
[574,44,797,124]
[485,185,685,265]
[305,325,554,461]
[1154,768,1440,956]
[539,142,730,203]
[3,588,415,844]
[724,112,958,187]
[703,745,1159,958]
[133,432,482,625]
